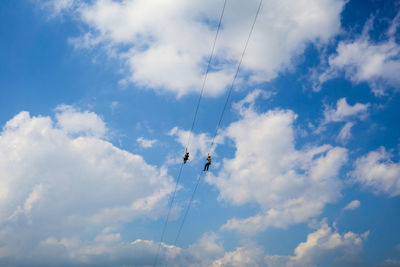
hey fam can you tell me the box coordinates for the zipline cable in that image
[185,0,228,152]
[164,173,205,267]
[209,0,263,155]
[153,162,184,267]
[172,172,204,246]
[167,0,264,263]
[153,1,227,266]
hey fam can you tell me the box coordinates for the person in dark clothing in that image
[183,151,189,164]
[203,155,211,171]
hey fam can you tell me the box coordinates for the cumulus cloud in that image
[344,200,360,211]
[40,0,346,97]
[315,12,400,95]
[0,107,175,263]
[207,91,348,234]
[55,105,107,137]
[12,220,366,267]
[137,136,157,148]
[188,233,225,264]
[323,98,370,123]
[211,245,265,267]
[352,147,400,197]
[265,222,369,267]
[316,98,370,143]
[1,228,237,266]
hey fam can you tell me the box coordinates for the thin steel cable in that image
[152,1,227,266]
[164,173,205,267]
[185,0,227,152]
[168,1,264,262]
[209,0,263,155]
[172,172,204,246]
[153,162,185,267]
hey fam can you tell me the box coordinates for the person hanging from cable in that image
[203,154,211,171]
[183,151,190,164]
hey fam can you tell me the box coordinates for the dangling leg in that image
[204,162,210,171]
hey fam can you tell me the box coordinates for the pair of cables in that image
[152,1,227,266]
[154,0,263,266]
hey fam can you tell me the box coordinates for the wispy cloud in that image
[136,136,157,148]
[313,12,400,95]
[344,200,361,210]
[315,98,370,143]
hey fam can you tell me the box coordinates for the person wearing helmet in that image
[203,155,211,171]
[183,151,189,164]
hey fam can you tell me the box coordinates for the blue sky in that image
[1,0,400,266]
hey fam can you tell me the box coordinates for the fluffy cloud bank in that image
[0,230,223,266]
[265,222,369,267]
[0,107,174,262]
[41,0,346,97]
[207,91,348,234]
[23,223,366,267]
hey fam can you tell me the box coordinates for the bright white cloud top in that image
[207,91,348,234]
[265,222,369,267]
[44,0,347,97]
[0,107,174,262]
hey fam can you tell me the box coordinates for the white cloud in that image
[352,147,400,197]
[136,136,157,148]
[337,122,354,144]
[323,98,370,123]
[42,0,346,97]
[265,222,369,267]
[37,0,77,17]
[344,200,360,211]
[55,105,107,137]
[188,232,225,264]
[35,233,179,266]
[168,127,224,162]
[211,245,265,267]
[0,108,175,262]
[1,229,226,266]
[315,12,400,95]
[316,98,369,142]
[207,91,348,234]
